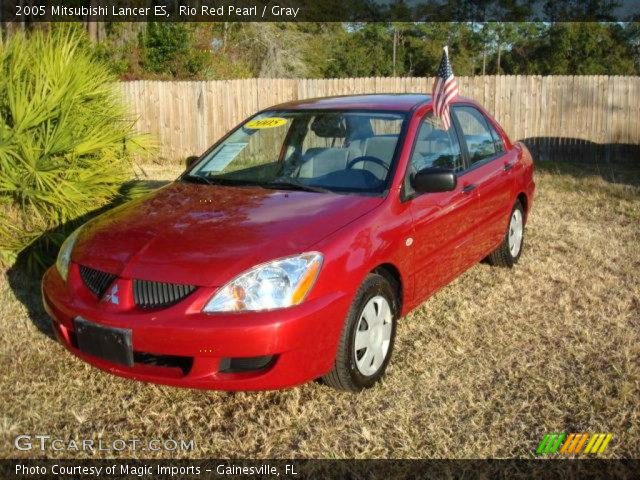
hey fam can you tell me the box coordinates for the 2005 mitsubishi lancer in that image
[42,93,535,392]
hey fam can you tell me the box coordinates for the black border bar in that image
[1,0,640,22]
[3,459,640,479]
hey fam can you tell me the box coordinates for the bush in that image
[140,23,208,77]
[0,29,151,271]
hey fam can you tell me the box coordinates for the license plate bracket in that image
[74,317,133,367]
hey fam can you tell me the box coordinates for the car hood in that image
[72,182,383,287]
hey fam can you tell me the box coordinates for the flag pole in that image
[432,45,458,130]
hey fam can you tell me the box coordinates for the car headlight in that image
[56,227,82,282]
[203,252,323,313]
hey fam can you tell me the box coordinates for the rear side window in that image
[453,106,497,165]
[487,121,505,153]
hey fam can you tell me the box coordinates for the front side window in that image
[404,113,463,197]
[453,106,498,166]
[408,113,463,173]
[186,110,407,195]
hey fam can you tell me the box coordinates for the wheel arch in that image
[371,263,403,315]
[516,192,529,222]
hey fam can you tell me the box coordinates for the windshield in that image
[185,110,407,194]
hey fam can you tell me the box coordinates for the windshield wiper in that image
[182,174,216,185]
[266,178,331,194]
[185,174,330,193]
[183,175,261,187]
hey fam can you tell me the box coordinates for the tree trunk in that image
[392,28,397,76]
[86,0,98,42]
[87,22,98,42]
[223,22,228,50]
[482,47,486,75]
[19,0,25,30]
[497,44,501,74]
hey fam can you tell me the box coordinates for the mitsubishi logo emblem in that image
[103,284,119,305]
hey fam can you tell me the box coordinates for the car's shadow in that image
[519,137,640,188]
[5,179,171,341]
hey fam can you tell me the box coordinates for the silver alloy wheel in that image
[508,209,524,257]
[354,295,393,376]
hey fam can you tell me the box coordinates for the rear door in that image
[452,105,514,260]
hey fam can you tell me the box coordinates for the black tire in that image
[487,200,525,268]
[322,273,398,392]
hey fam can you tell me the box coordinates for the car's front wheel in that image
[322,273,398,392]
[488,200,526,268]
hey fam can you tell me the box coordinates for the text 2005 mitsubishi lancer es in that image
[43,94,534,392]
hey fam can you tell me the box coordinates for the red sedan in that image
[42,94,535,391]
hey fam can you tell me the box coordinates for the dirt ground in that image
[1,161,638,459]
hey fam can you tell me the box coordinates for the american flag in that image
[432,47,459,130]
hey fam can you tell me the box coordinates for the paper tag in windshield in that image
[245,117,288,129]
[199,143,247,172]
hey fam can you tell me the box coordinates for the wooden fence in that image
[120,76,640,162]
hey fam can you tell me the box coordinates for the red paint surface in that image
[42,95,535,390]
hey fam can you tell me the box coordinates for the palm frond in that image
[0,27,155,271]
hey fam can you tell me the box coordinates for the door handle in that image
[462,184,477,194]
[503,162,515,172]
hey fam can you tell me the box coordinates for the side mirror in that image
[411,167,457,193]
[185,155,200,169]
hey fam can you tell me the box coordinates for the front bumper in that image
[42,266,350,390]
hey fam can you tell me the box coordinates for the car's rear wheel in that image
[322,273,398,392]
[487,200,525,268]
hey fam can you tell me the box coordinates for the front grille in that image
[79,265,117,298]
[133,279,197,309]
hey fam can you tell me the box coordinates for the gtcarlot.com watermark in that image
[14,435,195,452]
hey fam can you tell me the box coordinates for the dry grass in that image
[1,160,639,459]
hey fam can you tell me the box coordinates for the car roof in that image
[266,94,428,112]
[267,93,477,112]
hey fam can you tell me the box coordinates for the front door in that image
[405,112,479,302]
